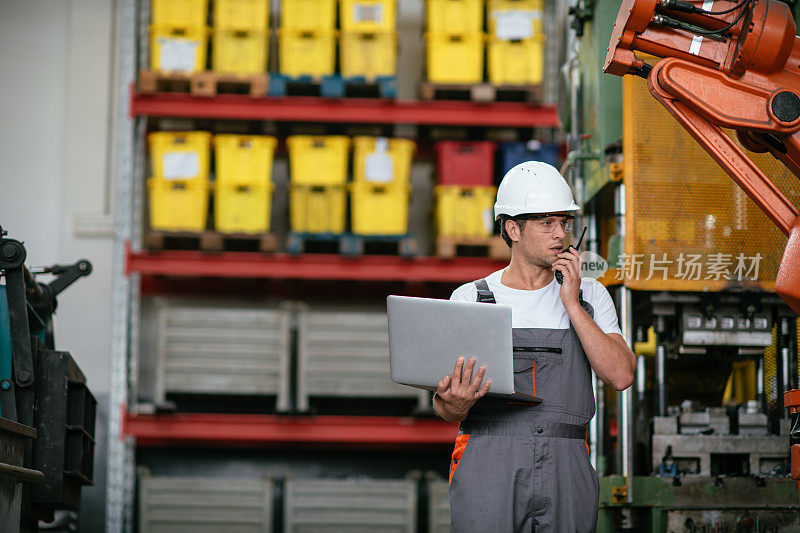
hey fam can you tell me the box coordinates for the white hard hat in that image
[494,161,581,220]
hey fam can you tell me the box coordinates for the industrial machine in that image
[561,0,800,528]
[605,0,800,313]
[0,226,97,532]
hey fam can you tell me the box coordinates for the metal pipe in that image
[782,347,791,395]
[779,318,789,416]
[656,344,667,416]
[637,355,646,400]
[615,183,626,235]
[596,378,606,476]
[569,29,580,161]
[757,357,765,412]
[613,179,633,500]
[619,286,635,503]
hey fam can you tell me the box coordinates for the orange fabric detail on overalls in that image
[449,434,470,485]
[585,441,590,456]
[532,362,536,396]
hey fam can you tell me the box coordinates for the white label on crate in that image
[483,208,495,234]
[162,152,200,180]
[365,138,394,182]
[354,3,383,23]
[158,37,199,72]
[494,11,537,40]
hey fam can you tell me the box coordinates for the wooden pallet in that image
[191,72,269,97]
[268,74,396,98]
[436,235,510,260]
[145,230,278,252]
[420,82,543,103]
[138,70,269,97]
[286,233,417,256]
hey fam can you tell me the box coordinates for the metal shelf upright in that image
[107,0,138,530]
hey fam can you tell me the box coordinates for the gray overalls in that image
[448,279,599,532]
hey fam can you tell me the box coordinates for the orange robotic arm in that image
[604,0,800,315]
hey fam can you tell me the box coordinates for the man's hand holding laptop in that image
[432,356,491,423]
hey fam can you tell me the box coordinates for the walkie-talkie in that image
[555,226,588,285]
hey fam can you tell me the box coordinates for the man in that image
[433,161,636,532]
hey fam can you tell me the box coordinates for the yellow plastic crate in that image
[213,0,269,30]
[278,30,337,77]
[214,183,273,233]
[150,26,209,72]
[148,178,209,232]
[427,0,484,34]
[487,36,544,85]
[214,134,277,187]
[289,185,347,233]
[352,137,415,183]
[280,0,337,30]
[287,135,350,185]
[340,32,397,80]
[212,30,268,74]
[340,0,396,32]
[350,182,410,235]
[149,131,212,181]
[435,185,496,237]
[426,34,484,83]
[487,0,543,39]
[152,0,209,26]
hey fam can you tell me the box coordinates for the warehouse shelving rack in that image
[107,1,564,531]
[130,90,560,126]
[123,412,458,447]
[127,247,509,282]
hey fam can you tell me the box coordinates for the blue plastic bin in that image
[499,142,560,177]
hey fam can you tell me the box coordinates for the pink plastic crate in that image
[435,141,497,186]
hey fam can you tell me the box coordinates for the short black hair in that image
[500,215,528,248]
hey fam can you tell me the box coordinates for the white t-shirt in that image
[450,268,623,335]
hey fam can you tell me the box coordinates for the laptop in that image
[386,295,541,403]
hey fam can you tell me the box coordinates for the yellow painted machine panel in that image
[621,74,800,292]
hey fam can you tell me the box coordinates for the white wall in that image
[0,0,116,395]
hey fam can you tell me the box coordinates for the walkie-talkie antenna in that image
[575,226,588,250]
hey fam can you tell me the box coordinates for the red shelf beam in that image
[126,245,507,283]
[123,411,458,447]
[130,89,560,128]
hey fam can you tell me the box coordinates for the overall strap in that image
[474,279,496,304]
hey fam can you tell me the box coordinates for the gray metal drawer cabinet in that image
[296,309,427,411]
[284,478,417,532]
[155,304,291,411]
[427,477,450,533]
[138,471,272,532]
